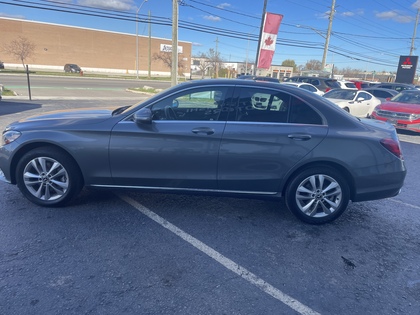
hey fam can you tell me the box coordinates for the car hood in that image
[7,107,119,131]
[325,99,353,108]
[21,108,116,122]
[378,101,420,113]
[325,98,351,104]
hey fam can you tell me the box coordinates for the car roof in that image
[283,82,315,87]
[237,75,279,82]
[288,76,336,81]
[398,88,420,94]
[363,87,398,93]
[377,82,414,87]
[179,78,285,88]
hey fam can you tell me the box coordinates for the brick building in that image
[0,17,192,76]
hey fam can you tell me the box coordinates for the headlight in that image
[410,113,420,120]
[2,130,21,145]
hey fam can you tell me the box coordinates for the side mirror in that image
[357,97,365,102]
[133,107,153,124]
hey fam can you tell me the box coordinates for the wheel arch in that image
[281,161,356,201]
[10,142,84,185]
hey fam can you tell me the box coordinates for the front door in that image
[109,86,232,189]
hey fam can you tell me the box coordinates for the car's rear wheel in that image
[16,147,83,207]
[285,166,350,224]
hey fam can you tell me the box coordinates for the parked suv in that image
[64,64,82,73]
[374,82,416,92]
[284,76,340,92]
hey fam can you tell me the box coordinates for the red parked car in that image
[371,89,420,133]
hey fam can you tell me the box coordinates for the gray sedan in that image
[0,79,406,224]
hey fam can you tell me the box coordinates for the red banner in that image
[257,12,283,69]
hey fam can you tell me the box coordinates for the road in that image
[1,74,172,100]
[0,87,420,314]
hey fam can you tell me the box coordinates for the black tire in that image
[16,147,83,207]
[343,107,350,113]
[285,166,350,225]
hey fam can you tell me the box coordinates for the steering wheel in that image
[164,106,178,120]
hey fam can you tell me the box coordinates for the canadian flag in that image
[257,12,283,69]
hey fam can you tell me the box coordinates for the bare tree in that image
[304,59,322,71]
[153,52,185,76]
[3,36,36,69]
[281,59,297,72]
[194,52,211,78]
[206,48,223,78]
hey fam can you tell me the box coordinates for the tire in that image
[285,166,350,225]
[16,147,83,207]
[343,107,350,113]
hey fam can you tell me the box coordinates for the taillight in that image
[380,138,403,159]
[325,88,331,92]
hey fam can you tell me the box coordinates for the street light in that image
[297,24,330,73]
[136,0,148,79]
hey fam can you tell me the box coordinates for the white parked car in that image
[323,89,381,118]
[281,82,324,96]
[337,80,357,89]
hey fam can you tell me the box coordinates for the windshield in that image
[324,89,357,100]
[390,91,420,104]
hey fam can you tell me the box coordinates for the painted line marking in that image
[389,198,420,210]
[117,193,321,315]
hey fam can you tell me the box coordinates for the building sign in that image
[395,55,418,84]
[160,44,183,54]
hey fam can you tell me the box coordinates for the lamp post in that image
[136,0,148,79]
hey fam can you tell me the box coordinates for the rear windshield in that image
[326,80,340,88]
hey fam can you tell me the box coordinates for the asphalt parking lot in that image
[1,97,420,315]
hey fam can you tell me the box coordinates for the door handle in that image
[192,127,215,135]
[288,134,312,141]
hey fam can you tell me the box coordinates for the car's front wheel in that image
[16,147,83,207]
[285,167,350,224]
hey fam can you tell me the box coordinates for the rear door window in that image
[229,87,323,125]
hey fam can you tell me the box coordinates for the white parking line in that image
[118,194,321,315]
[389,198,420,210]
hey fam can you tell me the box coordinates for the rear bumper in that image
[351,162,406,202]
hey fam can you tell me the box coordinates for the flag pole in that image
[254,0,268,75]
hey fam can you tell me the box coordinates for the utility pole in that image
[254,0,268,75]
[215,37,219,78]
[321,0,335,72]
[410,8,420,55]
[148,10,152,78]
[136,0,148,79]
[171,0,178,86]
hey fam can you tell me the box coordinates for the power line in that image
[0,0,403,69]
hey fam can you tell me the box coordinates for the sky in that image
[2,0,420,74]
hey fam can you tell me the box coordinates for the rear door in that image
[217,86,328,194]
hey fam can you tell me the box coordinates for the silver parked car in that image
[0,79,406,224]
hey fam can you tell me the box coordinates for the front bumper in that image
[0,167,11,183]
